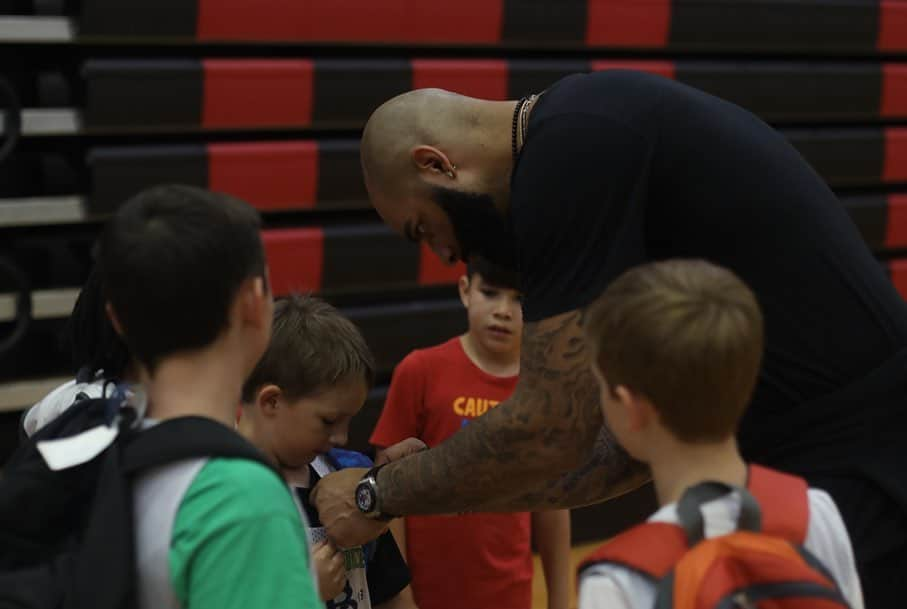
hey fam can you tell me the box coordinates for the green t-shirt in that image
[169,458,319,609]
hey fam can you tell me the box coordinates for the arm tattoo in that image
[380,308,649,515]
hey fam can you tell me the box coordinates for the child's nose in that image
[330,430,348,447]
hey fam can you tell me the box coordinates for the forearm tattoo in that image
[380,308,648,515]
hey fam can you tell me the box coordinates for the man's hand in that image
[310,467,389,548]
[374,437,428,465]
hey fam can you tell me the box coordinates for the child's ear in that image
[619,387,654,433]
[458,275,471,307]
[256,384,283,418]
[239,276,270,329]
[105,302,125,336]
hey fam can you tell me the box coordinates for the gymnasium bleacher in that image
[1,0,906,542]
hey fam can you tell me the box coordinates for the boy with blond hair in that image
[238,293,418,609]
[579,259,863,609]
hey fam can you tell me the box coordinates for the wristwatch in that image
[355,465,395,521]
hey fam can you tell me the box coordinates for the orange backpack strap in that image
[747,464,810,544]
[577,522,688,581]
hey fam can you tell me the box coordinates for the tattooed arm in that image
[378,308,648,515]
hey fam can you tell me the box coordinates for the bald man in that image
[312,70,907,607]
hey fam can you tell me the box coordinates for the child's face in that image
[267,376,367,472]
[459,274,523,355]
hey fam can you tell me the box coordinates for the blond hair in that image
[585,259,763,442]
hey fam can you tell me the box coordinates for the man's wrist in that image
[356,464,397,521]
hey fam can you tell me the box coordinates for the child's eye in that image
[321,417,336,426]
[481,289,498,297]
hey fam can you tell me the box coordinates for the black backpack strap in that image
[121,416,280,478]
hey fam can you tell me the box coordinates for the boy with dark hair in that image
[578,259,863,609]
[98,184,319,609]
[239,293,418,609]
[23,267,135,437]
[370,258,571,609]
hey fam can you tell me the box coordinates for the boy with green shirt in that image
[98,184,319,609]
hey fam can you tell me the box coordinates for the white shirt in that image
[579,489,864,609]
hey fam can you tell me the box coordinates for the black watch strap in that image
[362,464,397,521]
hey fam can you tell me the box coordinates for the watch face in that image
[356,481,376,513]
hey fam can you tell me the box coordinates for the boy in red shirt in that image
[370,259,571,609]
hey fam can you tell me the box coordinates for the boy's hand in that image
[311,468,389,547]
[375,437,428,465]
[313,541,346,601]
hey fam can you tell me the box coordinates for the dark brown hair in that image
[585,259,763,443]
[241,294,375,403]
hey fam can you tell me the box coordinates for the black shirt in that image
[512,70,907,430]
[298,465,411,607]
[510,72,907,549]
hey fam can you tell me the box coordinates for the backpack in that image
[578,466,852,609]
[0,383,280,609]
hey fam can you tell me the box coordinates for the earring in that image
[446,170,455,179]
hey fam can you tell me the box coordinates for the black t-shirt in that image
[297,465,411,607]
[511,70,907,467]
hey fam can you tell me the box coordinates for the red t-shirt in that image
[370,337,532,609]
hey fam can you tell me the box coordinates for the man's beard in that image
[431,185,518,271]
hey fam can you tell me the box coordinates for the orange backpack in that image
[578,466,851,609]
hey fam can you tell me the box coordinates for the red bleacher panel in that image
[412,60,508,100]
[418,243,466,286]
[590,60,675,80]
[208,142,318,211]
[889,259,907,299]
[879,1,907,52]
[885,128,907,183]
[882,64,907,119]
[197,0,503,44]
[202,59,314,128]
[586,0,671,47]
[886,195,907,251]
[263,228,324,295]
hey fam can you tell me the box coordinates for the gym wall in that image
[0,0,905,541]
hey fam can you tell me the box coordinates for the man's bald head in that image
[360,88,519,271]
[360,88,478,198]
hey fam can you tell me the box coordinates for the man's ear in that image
[411,145,455,178]
[105,302,125,336]
[256,384,283,419]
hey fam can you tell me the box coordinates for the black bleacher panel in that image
[501,0,587,45]
[80,0,197,37]
[312,59,412,129]
[675,62,883,123]
[315,140,368,210]
[83,60,203,129]
[669,1,879,54]
[786,129,885,188]
[846,196,889,252]
[321,225,420,293]
[87,145,207,213]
